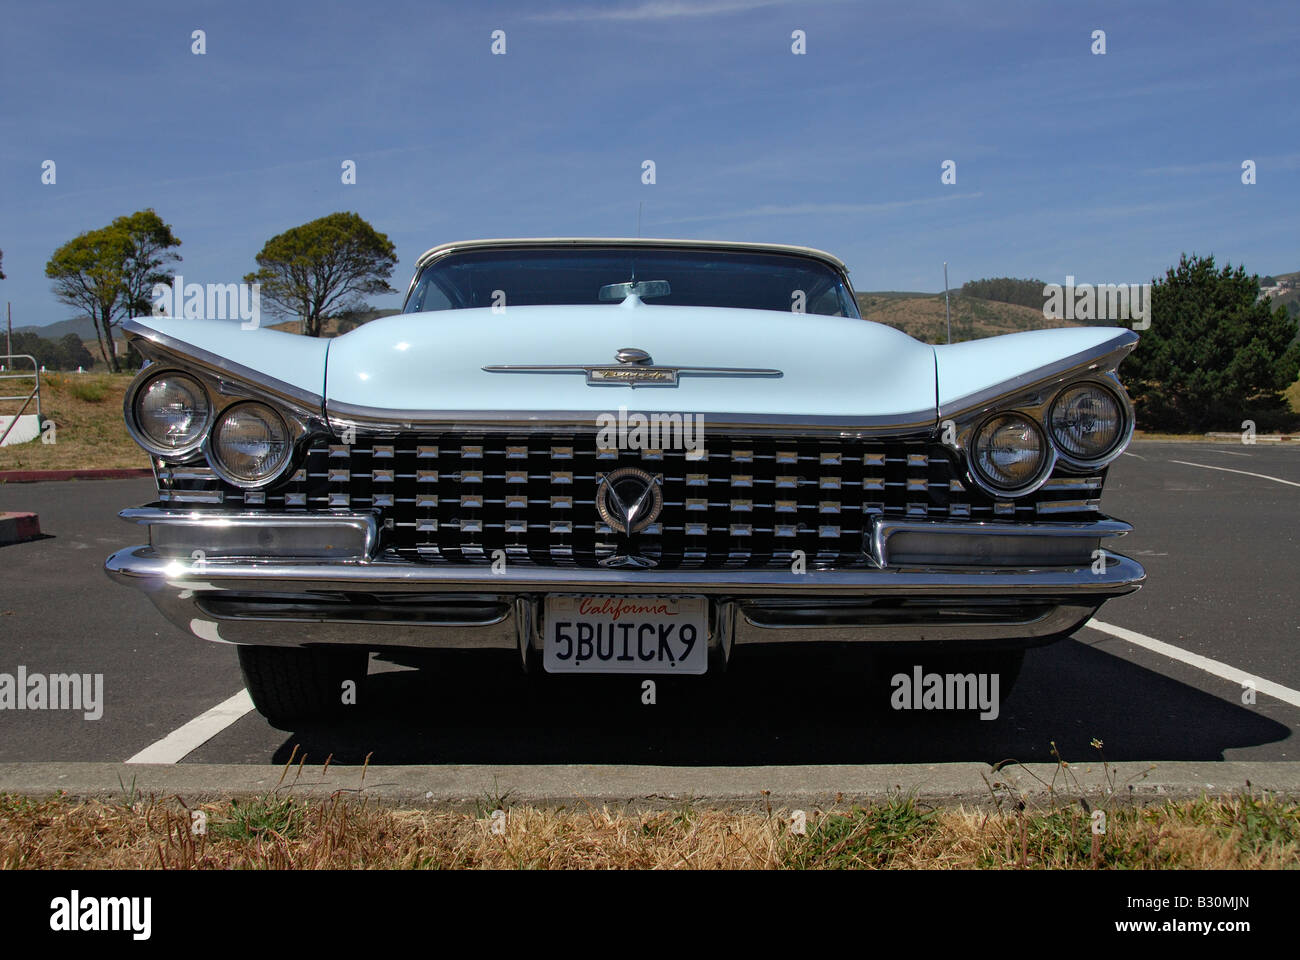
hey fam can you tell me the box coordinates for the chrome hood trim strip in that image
[323,401,938,437]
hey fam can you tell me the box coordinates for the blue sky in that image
[2,0,1297,328]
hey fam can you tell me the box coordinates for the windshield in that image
[403,247,860,318]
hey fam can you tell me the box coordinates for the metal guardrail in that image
[0,354,42,446]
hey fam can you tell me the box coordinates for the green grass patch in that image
[782,794,936,869]
[210,795,306,842]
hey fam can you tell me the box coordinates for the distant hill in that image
[11,317,126,358]
[268,307,401,338]
[13,317,101,342]
[16,307,404,343]
[856,291,1089,344]
[1262,271,1300,336]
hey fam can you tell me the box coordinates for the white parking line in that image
[125,689,254,764]
[1087,620,1300,709]
[1168,460,1300,488]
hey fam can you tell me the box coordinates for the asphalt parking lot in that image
[0,440,1297,783]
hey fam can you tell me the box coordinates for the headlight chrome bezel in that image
[1047,379,1133,471]
[967,410,1056,497]
[202,400,297,489]
[123,368,214,458]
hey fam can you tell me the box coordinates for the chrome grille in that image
[156,434,1106,568]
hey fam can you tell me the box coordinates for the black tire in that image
[236,645,368,724]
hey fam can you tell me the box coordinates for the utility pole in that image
[943,262,951,344]
[6,302,11,359]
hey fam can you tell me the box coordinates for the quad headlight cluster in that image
[126,370,300,487]
[965,380,1130,496]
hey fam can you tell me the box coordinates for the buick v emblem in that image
[596,467,663,535]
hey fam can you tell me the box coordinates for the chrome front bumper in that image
[105,509,1145,661]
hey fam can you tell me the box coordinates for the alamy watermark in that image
[890,665,1001,720]
[596,405,705,458]
[151,274,261,329]
[0,666,103,720]
[1043,276,1150,330]
[50,891,150,940]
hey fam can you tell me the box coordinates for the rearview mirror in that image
[598,279,671,301]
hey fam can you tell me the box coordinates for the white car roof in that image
[412,237,851,275]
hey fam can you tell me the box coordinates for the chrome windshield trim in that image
[404,237,857,312]
[324,402,936,437]
[412,237,851,275]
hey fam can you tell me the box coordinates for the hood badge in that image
[483,347,782,387]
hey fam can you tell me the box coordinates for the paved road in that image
[0,440,1296,775]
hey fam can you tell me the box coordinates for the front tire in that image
[236,645,368,724]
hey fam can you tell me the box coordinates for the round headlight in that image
[971,414,1048,491]
[1049,384,1123,461]
[132,373,210,454]
[207,402,292,486]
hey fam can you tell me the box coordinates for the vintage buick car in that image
[105,238,1144,722]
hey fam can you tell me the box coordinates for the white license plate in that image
[542,596,709,674]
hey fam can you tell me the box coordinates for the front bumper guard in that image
[105,526,1145,658]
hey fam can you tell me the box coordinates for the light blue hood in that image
[324,301,939,427]
[123,310,1137,435]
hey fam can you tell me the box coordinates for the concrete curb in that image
[0,468,152,483]
[1204,433,1296,443]
[1136,434,1296,444]
[1,761,1296,811]
[0,512,41,544]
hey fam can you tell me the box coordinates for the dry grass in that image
[0,372,148,471]
[2,789,1296,870]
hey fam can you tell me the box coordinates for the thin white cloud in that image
[1141,153,1300,177]
[656,192,984,224]
[530,0,792,22]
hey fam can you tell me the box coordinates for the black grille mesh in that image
[157,434,1105,569]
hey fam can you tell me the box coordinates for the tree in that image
[7,331,95,371]
[245,212,397,337]
[57,333,96,370]
[114,209,183,318]
[959,277,1048,309]
[0,249,6,280]
[1120,254,1300,431]
[45,210,181,372]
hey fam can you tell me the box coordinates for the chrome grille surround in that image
[155,433,1106,569]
